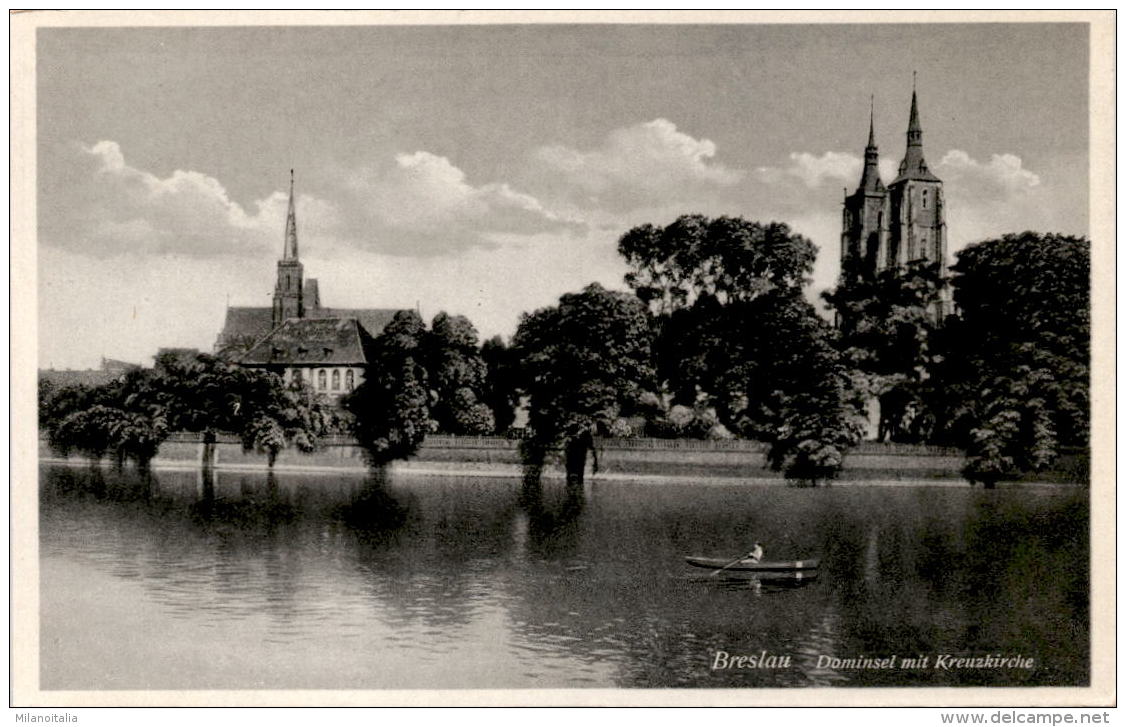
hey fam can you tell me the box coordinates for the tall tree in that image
[750,292,869,483]
[513,283,656,483]
[823,261,949,442]
[344,310,431,466]
[619,215,817,411]
[480,335,520,434]
[934,232,1089,486]
[618,215,816,315]
[424,312,494,435]
[617,215,865,481]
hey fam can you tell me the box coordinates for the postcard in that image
[10,9,1115,708]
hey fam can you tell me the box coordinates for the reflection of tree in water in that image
[822,504,937,650]
[334,467,412,539]
[42,464,532,636]
[339,474,524,631]
[42,465,391,627]
[191,468,298,529]
[801,490,992,685]
[954,492,1088,686]
[41,461,158,505]
[519,475,587,559]
[812,488,1088,687]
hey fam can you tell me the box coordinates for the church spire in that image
[273,169,305,328]
[283,169,298,260]
[856,95,885,194]
[867,95,876,148]
[907,73,922,145]
[894,74,939,183]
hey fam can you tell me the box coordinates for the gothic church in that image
[840,85,951,316]
[214,172,405,399]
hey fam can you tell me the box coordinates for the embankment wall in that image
[38,434,1089,484]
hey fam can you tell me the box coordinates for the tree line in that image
[38,312,511,470]
[40,219,1089,487]
[506,221,1087,486]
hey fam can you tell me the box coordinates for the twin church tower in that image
[840,83,948,301]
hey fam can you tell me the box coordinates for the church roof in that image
[215,305,406,359]
[856,159,887,195]
[307,307,402,339]
[215,307,274,353]
[240,317,377,366]
[891,159,941,185]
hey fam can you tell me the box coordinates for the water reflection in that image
[39,463,1088,689]
[520,477,587,558]
[694,571,821,593]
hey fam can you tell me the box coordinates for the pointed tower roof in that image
[867,96,877,147]
[282,169,298,260]
[892,75,941,184]
[907,86,922,136]
[855,96,886,195]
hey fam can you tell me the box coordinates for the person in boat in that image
[748,542,764,563]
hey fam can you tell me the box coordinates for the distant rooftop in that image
[239,317,377,366]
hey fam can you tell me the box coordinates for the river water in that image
[38,462,1088,690]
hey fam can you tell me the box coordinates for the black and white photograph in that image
[11,10,1114,709]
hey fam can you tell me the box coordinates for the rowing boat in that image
[684,556,820,571]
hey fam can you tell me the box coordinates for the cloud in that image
[41,141,580,260]
[340,151,583,256]
[935,149,1041,201]
[39,141,315,258]
[532,119,744,211]
[761,149,1041,200]
[757,151,897,190]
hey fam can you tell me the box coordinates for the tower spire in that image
[867,95,876,148]
[907,74,922,143]
[273,169,305,327]
[894,75,936,181]
[856,96,884,194]
[283,169,298,260]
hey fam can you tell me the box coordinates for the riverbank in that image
[38,434,1089,486]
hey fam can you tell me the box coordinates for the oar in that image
[710,552,754,577]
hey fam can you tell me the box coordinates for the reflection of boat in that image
[710,572,819,591]
[684,556,820,571]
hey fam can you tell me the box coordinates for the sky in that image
[36,21,1090,370]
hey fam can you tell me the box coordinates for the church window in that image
[345,370,355,391]
[332,369,341,391]
[922,189,929,209]
[318,369,327,390]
